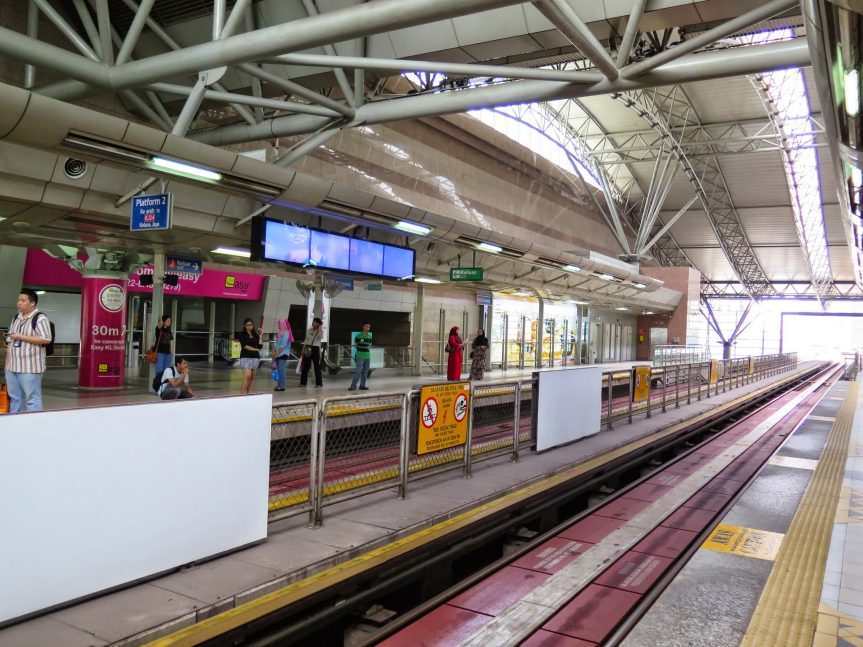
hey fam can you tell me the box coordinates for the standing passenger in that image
[4,288,52,412]
[273,319,293,392]
[299,317,324,388]
[469,328,489,381]
[150,315,174,384]
[349,322,372,391]
[446,326,464,381]
[237,318,262,394]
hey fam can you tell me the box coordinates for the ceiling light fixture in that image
[152,157,222,181]
[846,69,860,118]
[563,264,581,272]
[212,246,251,258]
[393,220,432,236]
[415,276,442,284]
[35,290,46,295]
[632,282,646,289]
[643,310,655,315]
[615,306,629,311]
[476,242,502,254]
[515,291,532,297]
[598,273,616,281]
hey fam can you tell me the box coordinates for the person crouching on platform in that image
[158,356,195,400]
[446,326,464,381]
[237,318,263,394]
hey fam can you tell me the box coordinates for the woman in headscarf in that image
[469,328,489,380]
[446,326,464,381]
[272,319,294,392]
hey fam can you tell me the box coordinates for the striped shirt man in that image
[6,308,51,374]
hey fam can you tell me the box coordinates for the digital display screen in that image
[383,245,415,279]
[253,217,415,281]
[263,221,310,264]
[310,230,350,271]
[350,239,384,276]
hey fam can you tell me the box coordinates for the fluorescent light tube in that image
[615,306,629,311]
[846,69,860,118]
[394,220,431,236]
[632,282,646,289]
[598,273,616,281]
[212,246,251,258]
[563,264,581,272]
[476,242,502,254]
[152,157,222,181]
[415,277,442,284]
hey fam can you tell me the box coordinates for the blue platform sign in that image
[166,255,202,275]
[325,275,354,291]
[130,193,172,231]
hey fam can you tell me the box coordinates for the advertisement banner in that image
[633,366,651,403]
[417,382,471,455]
[79,275,127,389]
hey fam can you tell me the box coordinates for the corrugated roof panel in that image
[717,151,789,208]
[829,246,855,281]
[664,209,720,247]
[682,76,767,124]
[752,246,810,281]
[578,95,651,134]
[738,206,797,245]
[822,204,848,245]
[803,67,822,114]
[682,247,736,281]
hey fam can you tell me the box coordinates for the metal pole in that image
[675,364,680,409]
[463,384,475,478]
[687,362,691,404]
[411,283,423,377]
[536,299,545,369]
[238,63,355,118]
[606,372,614,430]
[646,369,652,419]
[314,402,327,526]
[116,0,155,64]
[398,393,410,499]
[462,309,469,375]
[208,300,215,365]
[172,77,207,136]
[30,0,100,61]
[275,126,344,167]
[148,252,165,388]
[213,0,226,40]
[615,0,647,67]
[519,316,526,370]
[438,308,445,375]
[219,0,253,40]
[661,367,666,413]
[704,362,710,398]
[24,1,38,89]
[575,305,583,365]
[96,0,113,64]
[502,313,509,370]
[307,401,320,527]
[628,372,633,424]
[511,382,521,462]
[562,319,568,366]
[549,317,556,368]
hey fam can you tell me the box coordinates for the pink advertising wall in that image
[23,250,265,301]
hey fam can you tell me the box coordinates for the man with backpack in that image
[157,356,195,400]
[4,288,53,413]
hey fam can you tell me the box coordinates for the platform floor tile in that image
[0,616,108,647]
[558,515,625,544]
[631,526,698,559]
[511,537,593,574]
[520,628,597,646]
[543,584,641,643]
[377,604,492,647]
[448,566,550,616]
[593,552,673,594]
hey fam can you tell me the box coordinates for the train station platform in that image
[0,358,823,647]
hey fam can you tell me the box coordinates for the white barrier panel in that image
[0,394,271,623]
[534,367,602,452]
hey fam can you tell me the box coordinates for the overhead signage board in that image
[166,255,202,275]
[130,193,172,231]
[417,382,471,455]
[450,267,483,282]
[325,275,354,291]
[475,290,493,306]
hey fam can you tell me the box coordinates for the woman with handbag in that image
[469,328,489,381]
[148,315,173,391]
[299,317,324,388]
[237,318,263,394]
[272,319,293,392]
[445,326,464,381]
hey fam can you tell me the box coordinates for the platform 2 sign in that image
[130,193,172,231]
[417,382,471,455]
[633,366,651,402]
[702,524,784,561]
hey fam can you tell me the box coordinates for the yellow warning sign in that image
[709,359,719,384]
[702,524,784,561]
[633,366,651,403]
[748,356,755,374]
[417,382,471,455]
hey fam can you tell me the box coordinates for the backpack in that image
[14,312,55,356]
[153,367,176,394]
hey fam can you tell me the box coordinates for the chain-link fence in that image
[270,352,800,525]
[311,392,408,524]
[269,399,319,521]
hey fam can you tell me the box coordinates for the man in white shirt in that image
[158,356,195,400]
[4,288,52,413]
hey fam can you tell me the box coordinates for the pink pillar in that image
[79,273,128,389]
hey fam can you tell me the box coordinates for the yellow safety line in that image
[146,369,809,647]
[740,381,858,647]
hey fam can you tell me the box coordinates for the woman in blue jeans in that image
[273,319,293,392]
[152,315,173,388]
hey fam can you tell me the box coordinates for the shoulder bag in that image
[146,329,162,364]
[303,329,319,358]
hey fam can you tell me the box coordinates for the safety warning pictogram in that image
[421,397,439,428]
[454,393,468,422]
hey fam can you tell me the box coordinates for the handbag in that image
[271,366,281,382]
[469,351,474,359]
[445,343,453,353]
[0,384,8,414]
[147,329,163,364]
[303,329,319,358]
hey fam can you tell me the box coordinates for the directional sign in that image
[450,267,483,282]
[166,255,202,275]
[130,193,172,231]
[417,382,471,455]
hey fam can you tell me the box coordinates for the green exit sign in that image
[450,267,483,281]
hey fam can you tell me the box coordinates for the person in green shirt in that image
[348,322,372,391]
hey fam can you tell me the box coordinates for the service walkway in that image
[0,362,818,647]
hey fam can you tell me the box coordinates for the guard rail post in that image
[512,382,522,462]
[674,364,680,409]
[463,383,475,478]
[646,369,653,419]
[686,362,692,405]
[661,368,667,413]
[398,392,411,500]
[628,371,634,424]
[606,372,614,430]
[309,401,324,527]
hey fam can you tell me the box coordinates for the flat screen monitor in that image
[350,239,384,275]
[383,245,415,279]
[310,230,350,270]
[262,221,310,265]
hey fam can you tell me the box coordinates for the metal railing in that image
[653,344,710,366]
[267,352,799,526]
